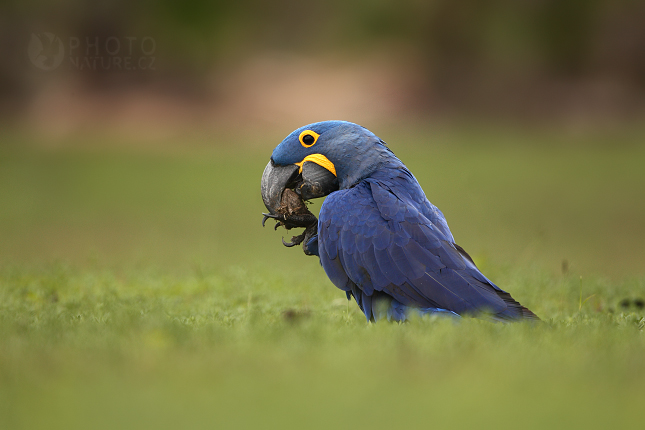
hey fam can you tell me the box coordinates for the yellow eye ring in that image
[299,130,320,148]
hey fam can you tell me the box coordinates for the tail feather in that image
[453,243,539,321]
[493,290,540,321]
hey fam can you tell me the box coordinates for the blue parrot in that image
[261,121,538,322]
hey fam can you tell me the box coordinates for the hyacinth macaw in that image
[261,121,538,322]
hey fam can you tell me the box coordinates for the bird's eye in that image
[299,130,320,148]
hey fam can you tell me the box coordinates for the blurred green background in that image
[1,1,645,430]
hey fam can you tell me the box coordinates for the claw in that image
[262,212,281,220]
[263,212,288,230]
[282,232,306,247]
[282,237,297,247]
[262,212,284,227]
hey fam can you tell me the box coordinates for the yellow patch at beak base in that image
[295,154,337,177]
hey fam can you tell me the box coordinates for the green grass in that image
[1,126,645,429]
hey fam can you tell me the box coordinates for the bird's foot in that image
[261,212,317,231]
[282,223,318,254]
[261,211,318,253]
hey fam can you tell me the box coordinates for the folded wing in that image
[318,171,537,322]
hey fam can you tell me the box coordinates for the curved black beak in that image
[261,160,300,215]
[261,159,339,215]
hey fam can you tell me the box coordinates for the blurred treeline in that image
[2,0,645,122]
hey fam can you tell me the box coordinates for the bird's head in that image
[261,120,393,214]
